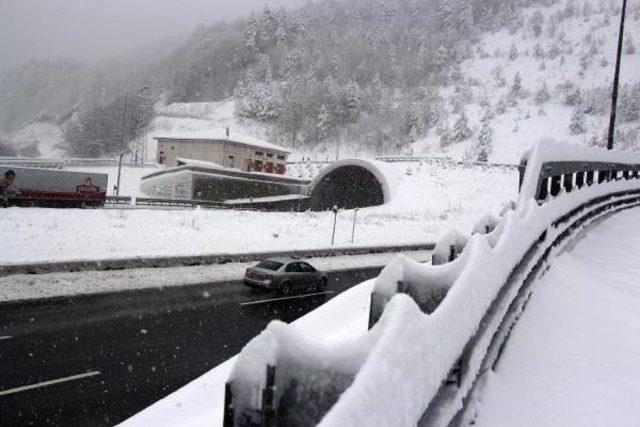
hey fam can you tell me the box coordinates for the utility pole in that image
[335,126,340,162]
[116,85,149,195]
[225,126,230,167]
[607,0,628,150]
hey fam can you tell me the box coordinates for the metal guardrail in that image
[223,148,640,427]
[0,242,435,277]
[134,197,227,209]
[376,155,518,169]
[105,196,132,205]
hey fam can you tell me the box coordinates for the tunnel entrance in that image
[308,165,385,211]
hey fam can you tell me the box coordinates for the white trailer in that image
[0,166,108,207]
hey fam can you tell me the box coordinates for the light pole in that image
[607,0,628,150]
[116,85,149,196]
[351,208,359,244]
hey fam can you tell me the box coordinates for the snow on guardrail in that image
[223,139,640,427]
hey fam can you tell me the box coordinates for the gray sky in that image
[0,0,307,70]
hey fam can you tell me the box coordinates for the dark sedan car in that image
[244,258,328,295]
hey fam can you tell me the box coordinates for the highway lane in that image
[0,266,382,426]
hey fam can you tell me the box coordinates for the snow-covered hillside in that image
[417,0,640,163]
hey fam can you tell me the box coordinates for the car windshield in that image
[255,261,283,271]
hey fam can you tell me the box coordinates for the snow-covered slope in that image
[416,0,640,163]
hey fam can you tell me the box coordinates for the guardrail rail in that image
[222,140,640,427]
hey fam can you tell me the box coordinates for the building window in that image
[255,151,264,156]
[277,155,286,160]
[266,153,274,158]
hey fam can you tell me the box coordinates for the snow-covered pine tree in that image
[452,107,472,141]
[475,108,493,162]
[569,106,587,135]
[438,122,452,148]
[316,105,332,139]
[405,103,424,143]
[509,43,519,60]
[245,14,259,51]
[535,81,551,104]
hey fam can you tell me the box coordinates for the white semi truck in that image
[0,166,108,208]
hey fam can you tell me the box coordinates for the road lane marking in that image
[239,291,336,306]
[0,371,101,397]
[0,336,12,340]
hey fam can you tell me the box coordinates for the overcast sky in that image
[0,0,307,71]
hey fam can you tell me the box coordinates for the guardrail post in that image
[575,171,585,189]
[261,365,276,427]
[448,245,456,262]
[586,170,594,186]
[550,175,561,196]
[563,173,573,193]
[598,170,607,184]
[537,177,548,200]
[397,280,406,294]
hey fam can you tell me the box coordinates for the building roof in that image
[153,130,292,154]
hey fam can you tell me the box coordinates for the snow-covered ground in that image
[0,250,430,303]
[473,208,640,427]
[120,278,375,427]
[0,161,516,265]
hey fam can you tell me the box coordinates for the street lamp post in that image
[331,205,339,246]
[351,208,359,244]
[116,86,149,195]
[607,0,628,150]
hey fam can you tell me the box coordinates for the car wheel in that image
[316,277,327,292]
[280,281,292,296]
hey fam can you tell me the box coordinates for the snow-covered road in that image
[473,208,640,427]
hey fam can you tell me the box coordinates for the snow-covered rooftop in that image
[153,130,292,154]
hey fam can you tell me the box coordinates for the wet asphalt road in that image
[0,266,381,426]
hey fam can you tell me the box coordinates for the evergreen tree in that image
[509,72,523,101]
[405,103,423,143]
[438,121,452,147]
[569,106,587,135]
[452,107,472,141]
[535,82,551,105]
[509,43,519,60]
[316,105,333,139]
[475,112,493,162]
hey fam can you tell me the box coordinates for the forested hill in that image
[2,0,638,159]
[167,0,525,152]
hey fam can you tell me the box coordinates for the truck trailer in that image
[0,166,108,208]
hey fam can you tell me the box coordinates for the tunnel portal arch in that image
[307,159,390,211]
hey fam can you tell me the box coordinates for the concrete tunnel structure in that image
[305,159,392,210]
[140,158,395,211]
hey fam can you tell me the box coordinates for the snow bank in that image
[473,208,640,427]
[226,141,640,427]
